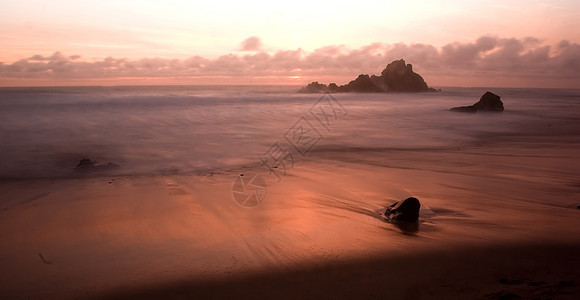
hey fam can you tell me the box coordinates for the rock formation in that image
[75,158,120,170]
[384,197,421,222]
[336,74,384,92]
[298,81,329,93]
[299,59,436,93]
[451,91,504,113]
[76,158,97,168]
[380,59,431,92]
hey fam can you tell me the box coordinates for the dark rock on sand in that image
[384,197,421,222]
[451,91,504,113]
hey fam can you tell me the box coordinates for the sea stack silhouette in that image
[380,59,431,92]
[451,91,504,113]
[299,59,437,93]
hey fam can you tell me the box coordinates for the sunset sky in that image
[1,0,579,87]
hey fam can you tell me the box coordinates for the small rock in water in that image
[384,197,421,222]
[76,158,97,168]
[451,91,504,113]
[75,158,120,170]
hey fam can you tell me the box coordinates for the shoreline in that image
[1,154,579,298]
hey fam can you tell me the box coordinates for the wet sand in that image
[1,139,579,299]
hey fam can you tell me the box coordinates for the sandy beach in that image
[1,143,579,299]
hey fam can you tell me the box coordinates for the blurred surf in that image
[0,85,578,180]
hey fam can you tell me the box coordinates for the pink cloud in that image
[240,36,262,51]
[1,36,579,87]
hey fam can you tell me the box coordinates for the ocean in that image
[1,85,579,181]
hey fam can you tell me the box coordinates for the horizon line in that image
[0,84,578,91]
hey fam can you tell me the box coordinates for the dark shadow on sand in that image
[387,219,421,235]
[90,242,580,300]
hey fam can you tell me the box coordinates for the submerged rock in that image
[384,197,421,222]
[75,158,120,170]
[451,91,504,113]
[76,158,97,168]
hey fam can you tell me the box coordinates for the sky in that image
[0,0,579,87]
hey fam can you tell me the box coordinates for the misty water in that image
[0,85,579,180]
[1,85,580,299]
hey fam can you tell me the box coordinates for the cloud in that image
[440,36,498,67]
[1,36,579,87]
[240,36,262,51]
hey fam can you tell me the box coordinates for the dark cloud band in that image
[1,36,578,84]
